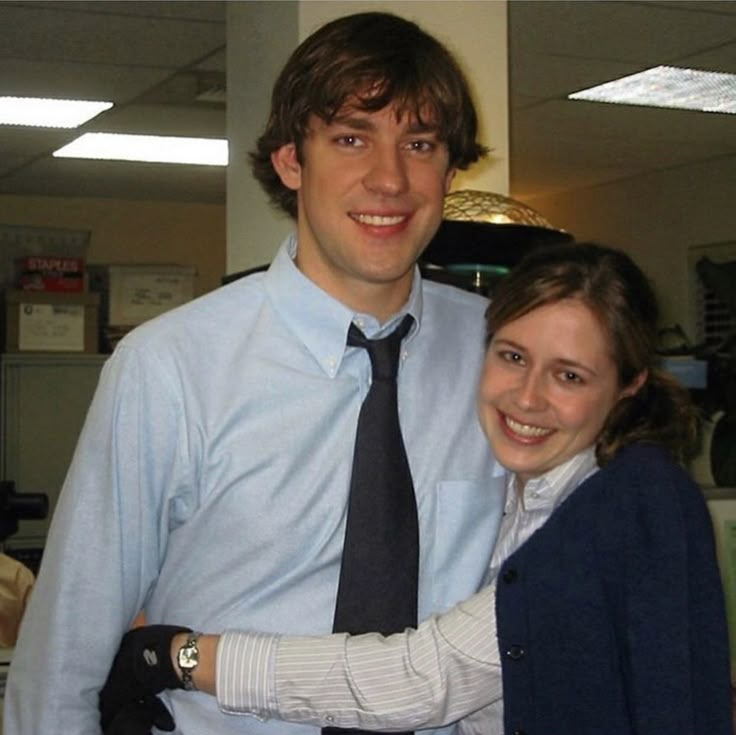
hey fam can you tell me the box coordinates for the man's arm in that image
[4,346,181,735]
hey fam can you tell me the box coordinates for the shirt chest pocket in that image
[420,476,506,617]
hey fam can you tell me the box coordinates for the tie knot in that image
[348,314,414,381]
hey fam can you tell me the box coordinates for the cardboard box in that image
[3,290,99,353]
[0,224,90,295]
[89,264,196,327]
[16,255,85,292]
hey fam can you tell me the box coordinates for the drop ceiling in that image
[0,0,734,205]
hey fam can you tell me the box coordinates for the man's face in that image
[271,103,455,320]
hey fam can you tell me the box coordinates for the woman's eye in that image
[561,371,582,384]
[499,350,524,364]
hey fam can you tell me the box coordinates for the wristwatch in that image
[177,631,202,691]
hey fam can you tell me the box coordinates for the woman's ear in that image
[271,143,301,191]
[621,369,648,400]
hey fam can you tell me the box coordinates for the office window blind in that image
[689,242,736,348]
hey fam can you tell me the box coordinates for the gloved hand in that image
[99,625,191,734]
[104,695,176,734]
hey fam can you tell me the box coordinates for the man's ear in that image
[444,168,456,194]
[271,143,301,191]
[621,369,648,400]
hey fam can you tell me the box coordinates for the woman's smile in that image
[499,411,554,442]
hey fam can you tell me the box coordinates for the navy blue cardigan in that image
[496,443,732,735]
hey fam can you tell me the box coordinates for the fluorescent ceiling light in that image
[0,96,113,128]
[53,132,228,166]
[569,66,736,114]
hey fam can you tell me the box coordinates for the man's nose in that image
[363,147,409,196]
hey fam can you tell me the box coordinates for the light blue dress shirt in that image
[5,236,505,735]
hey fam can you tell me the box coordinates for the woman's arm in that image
[616,461,732,733]
[171,584,502,731]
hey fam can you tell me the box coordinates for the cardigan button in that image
[506,644,525,660]
[513,730,527,735]
[502,568,518,583]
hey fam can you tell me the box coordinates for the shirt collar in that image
[506,446,599,512]
[264,234,423,377]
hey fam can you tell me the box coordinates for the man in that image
[4,12,505,735]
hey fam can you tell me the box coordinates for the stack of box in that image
[3,256,100,353]
[89,264,197,352]
[16,256,85,292]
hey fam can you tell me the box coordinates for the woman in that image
[101,243,732,735]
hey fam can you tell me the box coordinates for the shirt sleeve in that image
[3,344,188,735]
[217,584,502,730]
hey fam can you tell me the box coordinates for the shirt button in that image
[502,568,518,584]
[506,644,525,660]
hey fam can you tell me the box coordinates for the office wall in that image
[0,194,226,296]
[525,155,736,336]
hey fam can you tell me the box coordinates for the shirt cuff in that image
[216,630,280,718]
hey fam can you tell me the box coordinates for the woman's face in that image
[478,298,636,487]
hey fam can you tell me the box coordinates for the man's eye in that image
[408,140,435,153]
[335,135,363,147]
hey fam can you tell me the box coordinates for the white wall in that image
[226,1,298,275]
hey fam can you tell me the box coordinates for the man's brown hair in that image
[250,12,488,219]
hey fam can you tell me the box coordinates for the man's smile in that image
[350,212,409,226]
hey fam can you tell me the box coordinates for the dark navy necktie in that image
[326,314,418,735]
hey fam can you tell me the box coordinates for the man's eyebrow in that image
[329,113,441,135]
[405,117,441,133]
[330,115,376,131]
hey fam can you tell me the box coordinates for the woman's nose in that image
[363,147,409,196]
[515,371,547,411]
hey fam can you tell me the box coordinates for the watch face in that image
[179,644,198,669]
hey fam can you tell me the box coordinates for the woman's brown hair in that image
[485,242,700,466]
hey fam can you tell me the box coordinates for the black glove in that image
[99,625,191,733]
[104,695,176,735]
